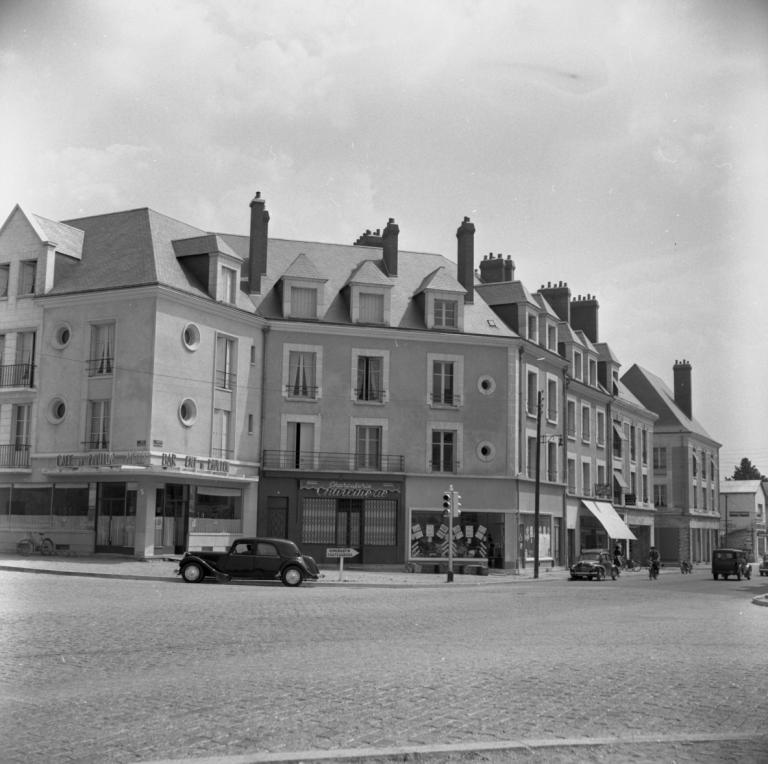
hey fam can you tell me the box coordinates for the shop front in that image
[568,499,636,558]
[258,476,404,565]
[32,449,259,557]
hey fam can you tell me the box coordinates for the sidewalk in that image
[0,553,557,586]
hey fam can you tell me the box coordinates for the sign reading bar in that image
[326,547,359,559]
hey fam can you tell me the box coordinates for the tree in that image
[731,457,765,481]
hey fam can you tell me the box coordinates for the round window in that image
[182,323,201,351]
[179,398,198,426]
[476,441,496,462]
[52,324,72,349]
[477,375,496,395]
[47,397,67,423]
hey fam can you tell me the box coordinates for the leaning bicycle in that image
[16,530,55,556]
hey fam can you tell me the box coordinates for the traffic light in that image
[442,491,452,514]
[453,491,462,517]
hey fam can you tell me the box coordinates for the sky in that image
[1,0,767,474]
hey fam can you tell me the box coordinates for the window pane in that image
[90,324,114,375]
[291,287,317,318]
[288,351,316,396]
[19,261,36,295]
[359,292,384,323]
[0,265,8,297]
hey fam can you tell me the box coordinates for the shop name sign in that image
[56,451,151,468]
[301,480,400,498]
[162,453,231,474]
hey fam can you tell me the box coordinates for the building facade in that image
[0,194,721,567]
[718,479,767,561]
[622,362,721,563]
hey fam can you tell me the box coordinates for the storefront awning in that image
[581,500,637,540]
[613,471,628,490]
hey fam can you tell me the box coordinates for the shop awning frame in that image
[581,500,637,540]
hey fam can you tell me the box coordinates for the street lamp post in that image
[534,390,542,579]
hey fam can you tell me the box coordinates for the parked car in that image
[177,538,321,587]
[711,548,751,581]
[759,554,768,577]
[569,549,617,581]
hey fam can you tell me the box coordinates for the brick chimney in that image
[382,218,399,276]
[247,191,270,294]
[479,253,508,283]
[538,281,571,323]
[570,294,599,343]
[456,216,475,303]
[673,359,692,419]
[353,228,383,247]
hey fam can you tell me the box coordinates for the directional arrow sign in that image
[326,547,359,559]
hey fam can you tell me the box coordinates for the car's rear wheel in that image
[281,566,304,587]
[181,562,205,583]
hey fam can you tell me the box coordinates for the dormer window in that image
[434,298,458,328]
[573,350,583,381]
[220,266,237,304]
[290,286,318,318]
[359,292,384,324]
[0,265,9,298]
[19,261,36,296]
[527,314,537,343]
[547,324,556,351]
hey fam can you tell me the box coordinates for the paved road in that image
[1,568,767,763]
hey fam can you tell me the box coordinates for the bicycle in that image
[618,557,642,572]
[16,530,55,556]
[648,560,660,580]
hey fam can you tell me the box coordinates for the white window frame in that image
[426,353,463,409]
[581,458,592,497]
[581,404,591,444]
[546,376,558,423]
[351,348,389,404]
[282,343,323,400]
[350,284,391,326]
[425,291,463,331]
[573,349,583,381]
[596,409,606,447]
[427,421,463,473]
[220,265,237,304]
[350,417,388,470]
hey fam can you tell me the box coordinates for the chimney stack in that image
[456,216,475,303]
[248,191,270,293]
[382,218,399,276]
[673,359,692,419]
[570,293,600,343]
[538,281,571,323]
[478,253,508,283]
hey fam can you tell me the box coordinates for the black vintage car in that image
[177,538,321,587]
[711,548,751,581]
[569,549,617,581]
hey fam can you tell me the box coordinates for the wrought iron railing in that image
[431,393,461,406]
[215,370,236,390]
[0,363,35,388]
[285,384,319,399]
[263,450,404,472]
[0,443,30,467]
[87,357,114,376]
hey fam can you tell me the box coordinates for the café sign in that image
[56,451,151,468]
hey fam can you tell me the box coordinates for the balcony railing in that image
[0,443,31,468]
[263,450,405,472]
[594,483,612,499]
[87,357,114,376]
[0,363,35,388]
[624,493,637,506]
[285,384,318,399]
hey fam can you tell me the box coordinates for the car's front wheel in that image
[595,569,604,581]
[181,562,205,583]
[281,566,304,587]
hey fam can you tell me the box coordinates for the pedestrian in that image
[649,545,660,580]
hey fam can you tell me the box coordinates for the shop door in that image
[95,483,135,553]
[337,499,363,563]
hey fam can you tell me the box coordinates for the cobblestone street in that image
[1,565,767,763]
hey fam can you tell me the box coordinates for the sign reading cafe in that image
[301,480,400,498]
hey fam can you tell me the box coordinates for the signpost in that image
[326,547,359,581]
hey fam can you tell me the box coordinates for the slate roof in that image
[44,207,516,338]
[621,364,719,444]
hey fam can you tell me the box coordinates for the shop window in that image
[520,513,552,561]
[409,508,504,562]
[193,486,242,534]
